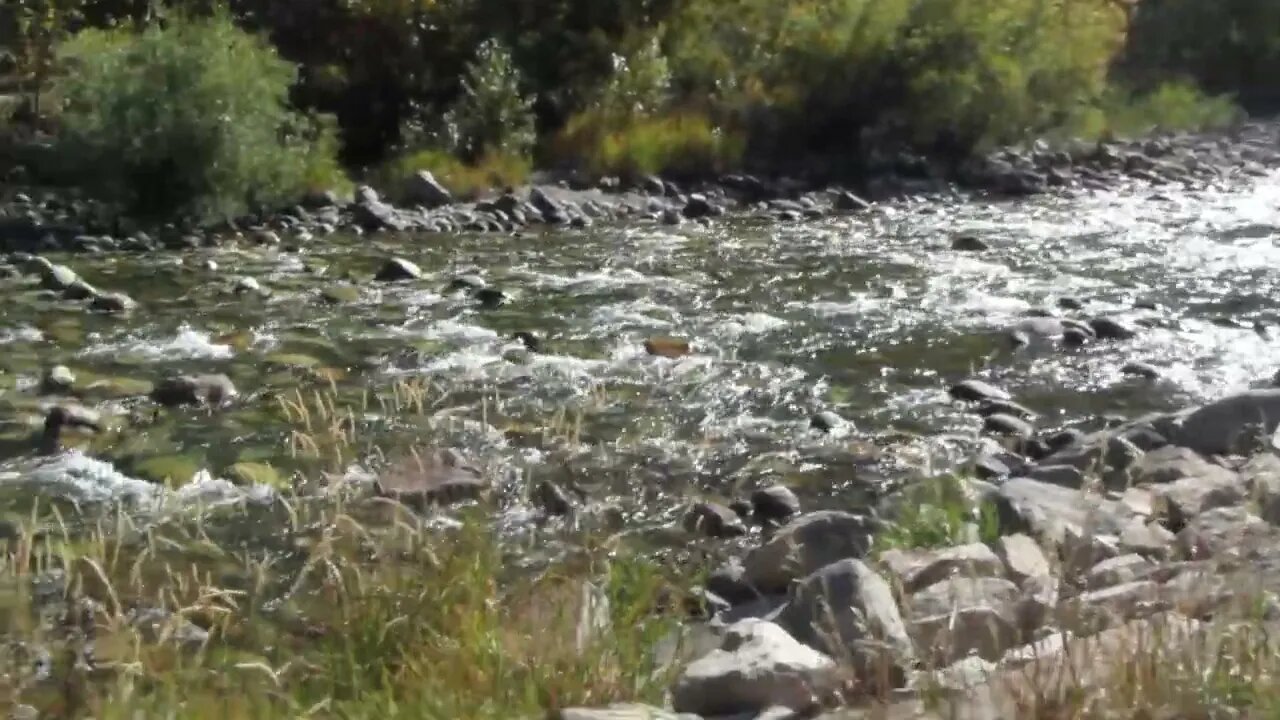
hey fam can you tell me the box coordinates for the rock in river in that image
[404,170,454,208]
[683,502,747,538]
[88,292,138,314]
[151,374,238,407]
[1174,389,1280,455]
[742,510,882,592]
[751,485,800,524]
[950,379,1011,403]
[374,257,423,282]
[644,337,691,358]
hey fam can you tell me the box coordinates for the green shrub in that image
[442,38,537,162]
[48,10,345,223]
[1121,0,1280,110]
[373,148,531,200]
[1079,81,1244,139]
[552,110,745,180]
[872,474,1000,555]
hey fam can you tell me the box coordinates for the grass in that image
[550,110,745,181]
[0,495,690,719]
[871,473,1001,557]
[373,149,532,202]
[0,379,693,718]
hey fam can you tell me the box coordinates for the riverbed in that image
[2,166,1280,537]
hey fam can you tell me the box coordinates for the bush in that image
[552,110,745,180]
[1071,81,1244,140]
[441,38,537,162]
[48,10,345,223]
[373,148,531,200]
[1121,0,1280,111]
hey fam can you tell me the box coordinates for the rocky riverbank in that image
[5,119,1280,255]
[560,385,1280,719]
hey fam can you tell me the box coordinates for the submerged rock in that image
[644,337,691,358]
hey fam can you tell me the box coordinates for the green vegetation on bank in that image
[0,501,689,718]
[0,0,1267,221]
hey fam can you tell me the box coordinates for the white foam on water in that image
[81,325,234,362]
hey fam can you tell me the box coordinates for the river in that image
[2,169,1280,537]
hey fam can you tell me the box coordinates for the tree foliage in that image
[50,9,343,222]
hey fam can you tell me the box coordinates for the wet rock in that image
[975,400,1036,420]
[751,486,800,525]
[1044,428,1085,452]
[672,619,838,716]
[472,287,508,309]
[684,502,748,538]
[1057,296,1084,310]
[352,196,410,232]
[88,291,138,314]
[644,337,691,358]
[534,479,573,516]
[776,559,914,686]
[63,279,99,300]
[1026,464,1085,489]
[38,263,78,290]
[879,543,1004,593]
[233,276,265,295]
[1063,328,1092,347]
[907,576,1021,664]
[512,331,541,352]
[742,511,882,592]
[1089,317,1138,340]
[682,194,721,220]
[151,374,238,407]
[972,455,1011,481]
[706,560,763,606]
[250,229,281,245]
[994,534,1052,584]
[40,365,76,395]
[445,274,486,293]
[1175,389,1280,455]
[1006,317,1066,346]
[834,191,871,212]
[373,448,490,507]
[809,410,847,433]
[374,257,423,282]
[949,380,1011,403]
[1121,362,1161,380]
[404,170,454,208]
[951,235,988,251]
[982,413,1033,439]
[660,208,682,225]
[1116,424,1168,452]
[320,285,360,304]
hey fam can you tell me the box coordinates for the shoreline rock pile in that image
[564,384,1280,720]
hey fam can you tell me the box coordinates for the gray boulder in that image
[671,619,839,716]
[742,511,881,592]
[404,170,454,208]
[1175,389,1280,455]
[774,559,914,686]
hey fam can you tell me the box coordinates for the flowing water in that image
[4,172,1280,534]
